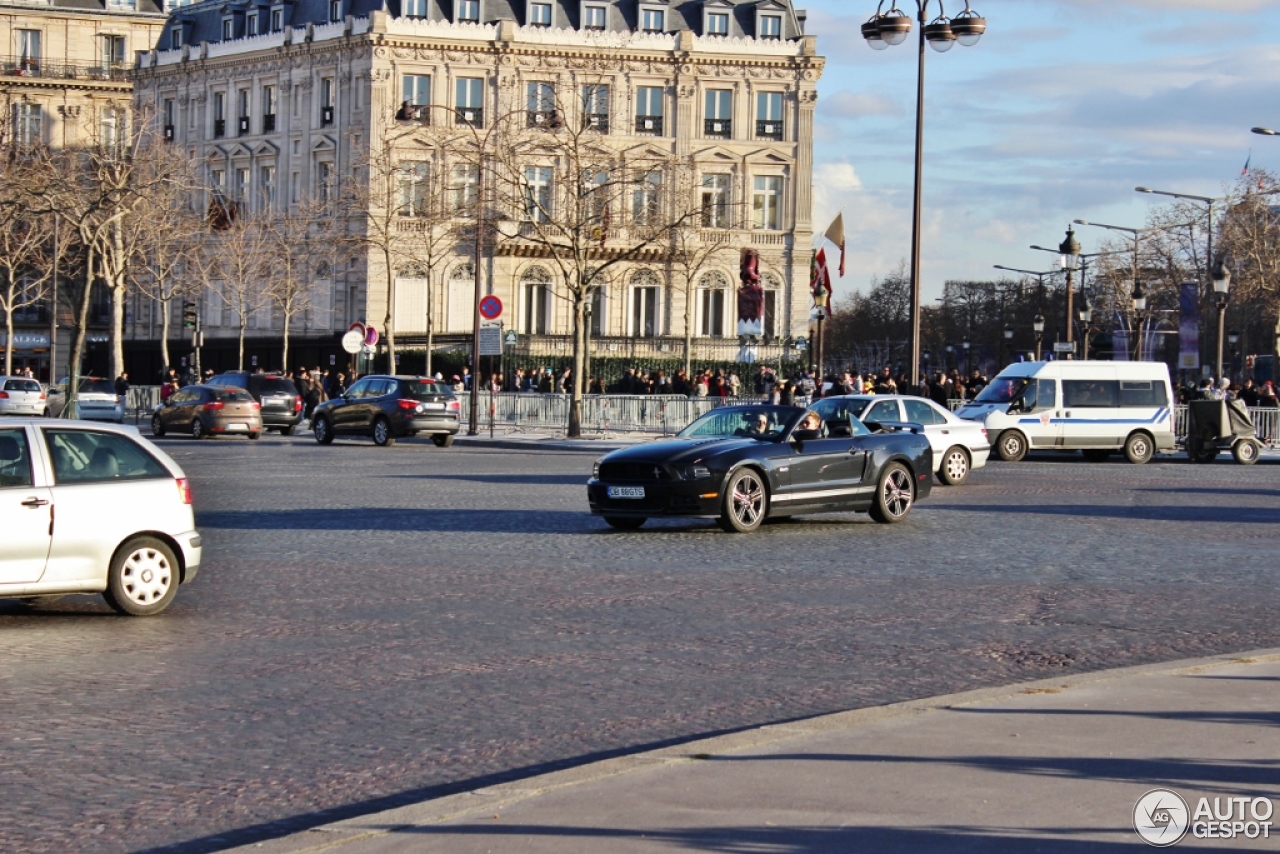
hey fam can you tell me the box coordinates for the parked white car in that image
[0,376,47,416]
[44,376,125,423]
[0,419,202,615]
[810,394,991,485]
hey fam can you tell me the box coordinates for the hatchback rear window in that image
[78,379,117,395]
[255,378,299,395]
[403,381,451,398]
[43,429,169,483]
[214,389,255,402]
[4,379,41,392]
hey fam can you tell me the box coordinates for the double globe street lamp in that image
[862,1,987,389]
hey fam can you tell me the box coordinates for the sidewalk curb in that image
[227,647,1280,854]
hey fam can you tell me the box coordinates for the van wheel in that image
[1232,438,1260,465]
[996,431,1027,462]
[1082,449,1111,463]
[1124,432,1154,464]
[937,446,970,485]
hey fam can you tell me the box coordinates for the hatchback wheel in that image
[937,446,969,486]
[718,468,767,533]
[191,419,205,440]
[372,417,395,447]
[313,416,333,445]
[869,462,914,524]
[103,536,178,616]
[279,425,295,437]
[151,415,165,437]
[432,433,455,448]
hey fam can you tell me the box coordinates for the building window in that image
[697,271,729,337]
[247,13,258,35]
[221,18,234,40]
[320,77,335,125]
[700,173,730,228]
[704,89,732,138]
[706,11,729,35]
[259,165,275,210]
[316,160,334,203]
[271,8,283,31]
[163,98,176,139]
[630,271,660,337]
[762,272,781,337]
[170,28,183,49]
[451,163,479,212]
[329,0,342,23]
[582,83,609,131]
[520,267,551,335]
[759,13,782,39]
[403,74,431,108]
[641,7,664,32]
[13,103,42,148]
[457,0,479,22]
[523,166,553,222]
[397,161,430,217]
[635,86,663,135]
[529,2,552,26]
[100,105,121,152]
[101,35,126,70]
[16,29,40,71]
[404,0,427,16]
[756,91,783,139]
[583,4,606,29]
[262,85,276,132]
[752,176,782,230]
[237,88,251,135]
[526,82,556,126]
[455,77,484,127]
[234,167,250,203]
[212,91,226,138]
[632,170,662,226]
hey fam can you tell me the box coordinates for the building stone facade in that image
[0,0,167,380]
[133,0,823,373]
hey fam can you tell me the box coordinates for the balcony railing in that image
[237,116,250,136]
[213,118,226,138]
[395,104,431,124]
[584,112,609,132]
[756,120,783,140]
[0,56,130,83]
[704,118,732,138]
[263,113,276,132]
[635,115,663,135]
[456,107,483,128]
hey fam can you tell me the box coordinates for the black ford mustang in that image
[587,404,934,533]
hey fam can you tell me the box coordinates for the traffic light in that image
[182,301,198,329]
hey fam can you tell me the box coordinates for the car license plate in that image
[422,402,444,410]
[607,486,645,499]
[227,423,248,431]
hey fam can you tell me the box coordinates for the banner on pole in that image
[1178,281,1200,370]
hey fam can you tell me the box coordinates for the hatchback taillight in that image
[176,477,192,505]
[397,399,419,411]
[0,392,7,399]
[250,401,261,410]
[203,401,224,411]
[294,396,303,412]
[447,399,461,413]
[39,393,46,400]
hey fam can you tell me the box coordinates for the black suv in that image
[206,372,303,434]
[311,375,460,447]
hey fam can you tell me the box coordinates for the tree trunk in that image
[66,247,96,418]
[159,296,171,378]
[425,271,434,377]
[108,220,126,379]
[684,276,693,379]
[4,308,13,378]
[238,317,246,370]
[568,288,587,438]
[383,247,396,374]
[282,301,291,373]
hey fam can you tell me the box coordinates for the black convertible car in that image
[587,404,933,533]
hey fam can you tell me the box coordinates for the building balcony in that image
[1,57,130,83]
[703,118,731,138]
[456,107,484,128]
[584,112,609,132]
[635,115,663,135]
[263,113,276,132]
[756,120,783,140]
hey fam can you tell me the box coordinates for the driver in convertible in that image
[737,412,772,437]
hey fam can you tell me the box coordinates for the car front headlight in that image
[679,464,711,481]
[592,459,601,479]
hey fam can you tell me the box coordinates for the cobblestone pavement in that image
[2,433,1278,853]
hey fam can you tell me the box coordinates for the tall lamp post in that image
[1229,330,1240,377]
[1057,226,1081,352]
[1002,323,1013,364]
[962,339,970,374]
[1032,314,1044,361]
[993,265,1054,294]
[1131,281,1147,361]
[1212,258,1231,379]
[861,0,987,397]
[1077,297,1093,360]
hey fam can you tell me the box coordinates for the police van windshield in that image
[973,376,1029,404]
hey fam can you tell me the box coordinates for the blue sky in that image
[803,0,1280,302]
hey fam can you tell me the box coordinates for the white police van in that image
[955,361,1175,464]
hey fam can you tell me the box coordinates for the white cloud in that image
[820,90,901,121]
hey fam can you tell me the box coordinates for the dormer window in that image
[329,0,341,23]
[582,4,606,30]
[221,17,234,39]
[758,13,782,39]
[270,5,284,30]
[404,0,427,17]
[457,0,479,21]
[247,12,258,35]
[641,7,665,32]
[706,12,729,36]
[529,2,552,26]
[170,27,183,49]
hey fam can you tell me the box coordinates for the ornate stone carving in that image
[677,84,695,99]
[799,89,818,104]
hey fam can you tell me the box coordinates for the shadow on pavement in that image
[379,473,588,485]
[945,705,1280,729]
[195,507,592,533]
[924,503,1274,523]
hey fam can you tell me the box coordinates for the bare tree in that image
[261,195,334,371]
[195,213,272,370]
[0,153,63,375]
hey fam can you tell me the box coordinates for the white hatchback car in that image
[0,376,47,416]
[45,376,125,423]
[810,394,991,485]
[0,419,202,615]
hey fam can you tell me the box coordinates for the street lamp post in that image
[1131,281,1147,361]
[861,0,987,398]
[1032,314,1044,361]
[1002,323,1013,364]
[993,265,1054,294]
[1077,297,1093,360]
[1229,329,1240,377]
[1058,226,1081,352]
[962,339,970,374]
[1212,259,1231,380]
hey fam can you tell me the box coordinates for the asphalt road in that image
[2,432,1278,853]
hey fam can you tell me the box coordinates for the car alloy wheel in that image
[191,419,205,440]
[938,446,969,486]
[372,417,395,447]
[151,415,165,437]
[103,536,178,616]
[719,468,767,533]
[314,417,333,445]
[870,462,913,523]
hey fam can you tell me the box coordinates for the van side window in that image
[1119,381,1167,407]
[1064,380,1117,408]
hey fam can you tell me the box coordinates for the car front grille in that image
[599,462,671,483]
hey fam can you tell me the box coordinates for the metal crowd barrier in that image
[127,386,162,423]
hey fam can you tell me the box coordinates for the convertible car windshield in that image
[677,406,804,440]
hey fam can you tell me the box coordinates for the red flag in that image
[810,248,832,316]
